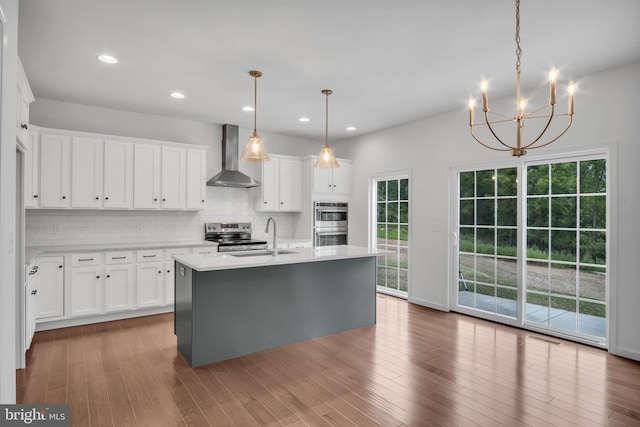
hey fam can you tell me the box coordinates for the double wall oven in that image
[314,202,348,246]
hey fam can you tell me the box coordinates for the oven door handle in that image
[315,231,348,236]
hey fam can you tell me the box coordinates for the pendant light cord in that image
[253,75,258,133]
[325,91,329,148]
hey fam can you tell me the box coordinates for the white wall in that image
[30,98,322,180]
[0,0,19,404]
[339,62,640,361]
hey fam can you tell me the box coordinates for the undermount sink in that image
[230,250,298,258]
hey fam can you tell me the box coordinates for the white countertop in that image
[26,240,217,264]
[173,245,383,272]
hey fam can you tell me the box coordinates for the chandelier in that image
[241,70,270,162]
[468,0,575,157]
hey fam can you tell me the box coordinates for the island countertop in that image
[173,245,383,272]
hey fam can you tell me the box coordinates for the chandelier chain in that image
[515,0,522,69]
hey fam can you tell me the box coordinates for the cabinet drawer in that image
[165,247,192,259]
[105,251,134,265]
[71,253,103,267]
[136,249,164,263]
[191,246,216,257]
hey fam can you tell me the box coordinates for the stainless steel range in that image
[205,222,268,252]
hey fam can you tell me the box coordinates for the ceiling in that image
[17,0,640,141]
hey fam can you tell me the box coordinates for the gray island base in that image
[175,256,376,367]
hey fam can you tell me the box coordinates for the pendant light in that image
[241,70,270,162]
[314,89,339,168]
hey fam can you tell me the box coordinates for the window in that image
[454,153,608,346]
[458,167,518,317]
[374,176,409,297]
[525,158,607,338]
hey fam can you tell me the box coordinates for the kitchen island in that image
[173,246,380,367]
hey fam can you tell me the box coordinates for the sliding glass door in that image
[454,153,608,345]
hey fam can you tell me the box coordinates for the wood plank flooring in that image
[17,294,640,426]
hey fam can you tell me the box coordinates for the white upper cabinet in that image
[186,148,207,210]
[24,131,40,208]
[134,143,162,209]
[161,146,187,209]
[16,58,34,147]
[71,137,104,208]
[254,155,302,212]
[39,133,72,208]
[104,140,134,209]
[28,126,206,210]
[312,157,352,196]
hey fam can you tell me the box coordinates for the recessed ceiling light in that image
[170,92,185,99]
[97,54,118,64]
[299,117,310,122]
[242,106,255,112]
[346,126,357,131]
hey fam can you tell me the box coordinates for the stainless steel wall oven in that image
[314,202,348,246]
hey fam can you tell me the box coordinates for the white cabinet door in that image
[35,256,65,319]
[260,159,278,210]
[40,133,72,208]
[104,140,133,209]
[71,137,104,208]
[25,277,37,351]
[186,148,207,210]
[17,58,33,145]
[70,266,103,317]
[24,131,40,208]
[279,158,302,211]
[136,263,164,308]
[134,143,161,209]
[165,261,175,305]
[313,167,332,193]
[161,146,187,209]
[331,162,351,194]
[104,264,135,313]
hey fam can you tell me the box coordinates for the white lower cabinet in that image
[35,245,212,327]
[24,261,38,350]
[104,251,135,312]
[70,266,103,317]
[165,261,175,305]
[136,262,164,308]
[35,256,64,319]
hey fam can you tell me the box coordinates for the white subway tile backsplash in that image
[26,186,295,247]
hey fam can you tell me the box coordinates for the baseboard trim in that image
[35,306,173,331]
[408,297,448,312]
[610,345,640,362]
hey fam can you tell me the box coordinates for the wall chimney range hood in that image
[207,124,261,188]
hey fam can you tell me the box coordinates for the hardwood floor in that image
[17,294,640,426]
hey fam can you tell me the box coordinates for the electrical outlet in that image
[54,224,62,235]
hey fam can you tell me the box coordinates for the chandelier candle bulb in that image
[468,98,475,126]
[481,80,489,112]
[549,69,557,105]
[568,81,575,115]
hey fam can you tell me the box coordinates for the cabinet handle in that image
[105,197,109,200]
[96,275,100,279]
[201,200,205,203]
[167,270,170,273]
[154,198,158,201]
[31,289,37,295]
[21,124,28,130]
[162,198,166,202]
[333,185,336,188]
[158,271,162,274]
[280,201,284,205]
[33,195,38,198]
[106,275,110,278]
[62,196,66,199]
[112,256,127,260]
[95,196,99,200]
[29,271,36,275]
[78,258,94,261]
[58,265,63,268]
[143,255,156,258]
